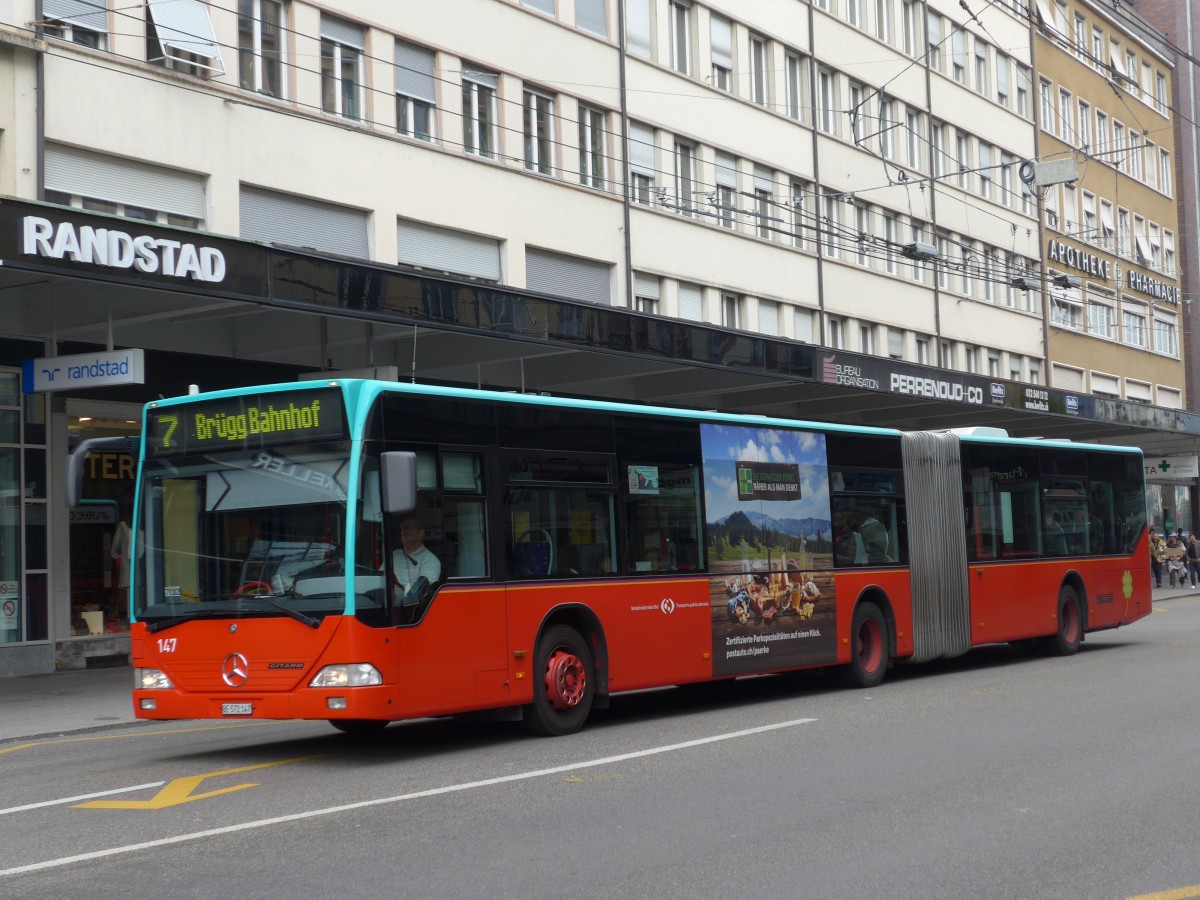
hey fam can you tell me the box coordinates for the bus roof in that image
[148,378,1141,457]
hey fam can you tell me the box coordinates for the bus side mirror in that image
[380,451,418,515]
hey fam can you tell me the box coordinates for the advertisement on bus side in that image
[701,424,838,677]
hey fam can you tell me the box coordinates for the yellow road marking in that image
[0,720,296,756]
[1128,886,1200,900]
[74,755,323,809]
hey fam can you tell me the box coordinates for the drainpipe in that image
[618,1,633,307]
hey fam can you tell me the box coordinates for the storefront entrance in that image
[66,401,141,637]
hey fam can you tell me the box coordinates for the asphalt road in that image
[3,595,1200,900]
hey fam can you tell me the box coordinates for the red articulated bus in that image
[80,379,1149,736]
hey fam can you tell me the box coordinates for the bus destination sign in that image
[147,388,346,456]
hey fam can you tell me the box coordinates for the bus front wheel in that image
[843,601,889,688]
[1046,585,1082,656]
[523,624,594,737]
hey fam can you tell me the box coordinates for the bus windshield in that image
[134,446,365,629]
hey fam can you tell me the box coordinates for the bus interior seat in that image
[512,529,553,578]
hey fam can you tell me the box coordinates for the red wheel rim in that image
[856,617,883,673]
[544,648,587,710]
[1062,599,1080,643]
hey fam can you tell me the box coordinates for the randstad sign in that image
[21,216,226,283]
[23,348,145,393]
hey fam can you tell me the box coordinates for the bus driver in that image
[392,515,441,604]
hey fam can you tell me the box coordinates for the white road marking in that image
[0,717,816,877]
[0,783,166,816]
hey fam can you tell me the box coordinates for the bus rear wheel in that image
[1045,585,1082,656]
[523,624,594,737]
[843,601,889,688]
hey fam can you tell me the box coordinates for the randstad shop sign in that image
[23,348,145,393]
[21,216,226,283]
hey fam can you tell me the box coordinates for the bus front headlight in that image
[136,668,174,690]
[309,664,382,687]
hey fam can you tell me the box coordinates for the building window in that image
[320,17,364,120]
[1077,100,1090,150]
[964,347,978,373]
[791,181,808,248]
[887,327,904,359]
[754,185,773,239]
[828,316,845,349]
[785,53,804,120]
[669,0,691,75]
[955,132,969,188]
[931,122,947,178]
[979,144,992,199]
[629,122,655,205]
[995,54,1009,107]
[1165,230,1176,276]
[879,98,895,159]
[239,0,284,97]
[916,335,929,364]
[524,90,554,174]
[926,10,942,70]
[849,83,866,143]
[794,308,815,343]
[1082,192,1096,244]
[884,213,898,273]
[1095,110,1108,155]
[859,324,875,355]
[1118,207,1130,257]
[906,111,923,170]
[1073,13,1086,58]
[856,205,872,266]
[1088,300,1115,339]
[749,34,768,106]
[1160,149,1172,196]
[1016,65,1030,118]
[1156,72,1168,115]
[876,0,892,43]
[578,105,607,188]
[675,141,695,216]
[633,273,660,314]
[710,16,732,91]
[395,41,436,141]
[45,190,202,230]
[714,153,737,229]
[1122,308,1146,348]
[818,69,837,133]
[147,0,223,76]
[722,293,741,329]
[939,341,955,369]
[1039,78,1053,132]
[759,300,780,336]
[463,70,499,158]
[820,192,839,258]
[902,0,919,56]
[973,39,988,94]
[44,6,107,50]
[1154,317,1178,355]
[1058,89,1073,142]
[951,30,966,83]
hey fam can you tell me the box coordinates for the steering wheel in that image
[233,581,273,597]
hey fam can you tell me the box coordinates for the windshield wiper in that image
[146,609,230,634]
[240,593,321,629]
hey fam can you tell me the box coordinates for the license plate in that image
[221,702,253,716]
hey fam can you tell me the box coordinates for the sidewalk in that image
[0,583,1195,744]
[0,663,139,744]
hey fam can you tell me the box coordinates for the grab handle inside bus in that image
[65,436,137,508]
[380,451,418,515]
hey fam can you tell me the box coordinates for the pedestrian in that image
[1149,527,1165,588]
[1188,534,1200,588]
